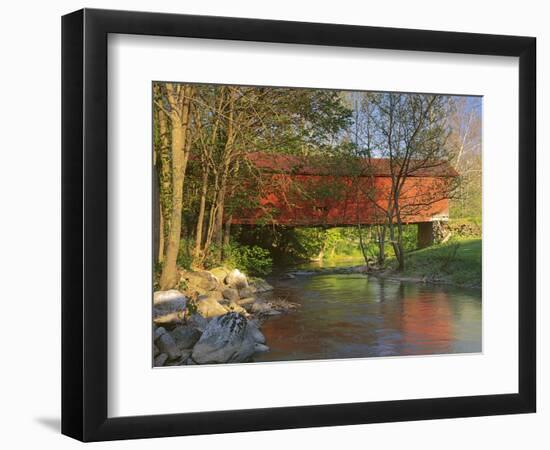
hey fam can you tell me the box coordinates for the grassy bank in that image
[397,238,481,288]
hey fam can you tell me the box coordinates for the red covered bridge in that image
[231,152,458,247]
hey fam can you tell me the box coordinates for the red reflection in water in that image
[396,292,453,354]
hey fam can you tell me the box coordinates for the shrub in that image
[225,243,273,276]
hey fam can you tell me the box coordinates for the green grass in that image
[401,238,481,287]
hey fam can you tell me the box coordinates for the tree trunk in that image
[152,163,161,265]
[157,108,171,261]
[377,224,387,266]
[159,86,194,290]
[194,164,209,258]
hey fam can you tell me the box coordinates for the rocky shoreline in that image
[153,267,298,367]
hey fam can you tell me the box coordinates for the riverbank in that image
[283,238,481,289]
[398,238,481,288]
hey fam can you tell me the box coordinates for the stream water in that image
[253,261,482,362]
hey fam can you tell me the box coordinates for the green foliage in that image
[224,243,273,276]
[176,239,194,270]
[447,217,482,239]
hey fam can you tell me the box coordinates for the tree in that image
[353,92,456,270]
[447,97,482,218]
[155,83,195,289]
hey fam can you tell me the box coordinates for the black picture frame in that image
[61,8,536,442]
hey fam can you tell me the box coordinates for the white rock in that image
[153,290,187,325]
[224,269,249,290]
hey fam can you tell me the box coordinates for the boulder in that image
[250,300,283,316]
[154,353,168,367]
[164,350,192,366]
[153,326,167,341]
[226,301,248,316]
[156,333,181,360]
[187,313,209,333]
[182,270,219,292]
[170,326,201,350]
[246,320,267,344]
[153,290,187,326]
[249,278,274,293]
[208,267,230,283]
[191,313,269,364]
[237,297,256,306]
[196,296,228,319]
[222,288,240,302]
[153,344,160,357]
[197,291,224,303]
[250,300,272,314]
[224,269,249,290]
[238,286,256,298]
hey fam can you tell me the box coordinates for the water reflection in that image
[254,273,481,363]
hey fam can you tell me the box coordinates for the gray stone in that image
[153,344,160,357]
[246,320,266,344]
[191,313,267,364]
[187,314,208,333]
[170,326,201,350]
[250,300,273,314]
[153,326,167,341]
[164,350,192,366]
[224,269,249,290]
[157,333,181,360]
[238,286,256,298]
[249,278,274,293]
[154,353,168,367]
[197,291,224,303]
[153,290,187,326]
[222,288,240,302]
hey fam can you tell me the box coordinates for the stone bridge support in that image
[417,222,434,249]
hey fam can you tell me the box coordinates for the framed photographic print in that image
[61,8,536,442]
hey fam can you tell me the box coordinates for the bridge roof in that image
[246,152,458,178]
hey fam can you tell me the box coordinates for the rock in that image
[237,297,256,306]
[187,313,208,333]
[156,333,181,360]
[252,343,270,354]
[225,269,248,290]
[222,288,240,302]
[153,326,167,341]
[196,296,229,319]
[250,300,273,314]
[208,267,230,283]
[246,320,266,344]
[164,350,192,366]
[182,270,219,291]
[226,301,248,316]
[191,313,268,364]
[153,344,160,357]
[153,290,187,326]
[238,286,256,298]
[154,353,168,367]
[249,278,274,293]
[170,326,201,350]
[197,291,224,303]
